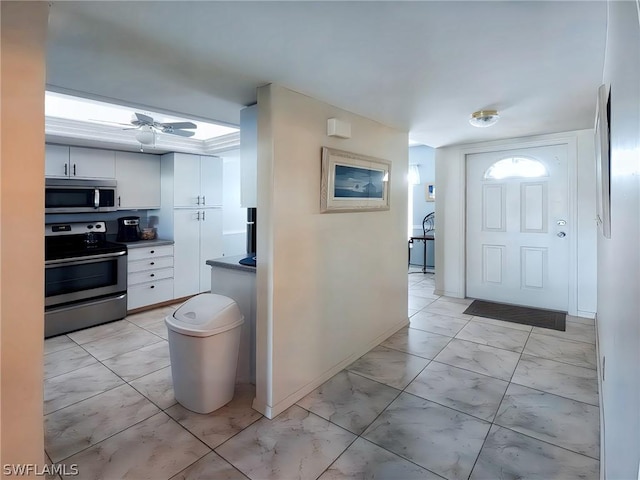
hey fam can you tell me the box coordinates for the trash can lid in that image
[165,293,244,337]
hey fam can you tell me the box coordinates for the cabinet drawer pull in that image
[150,285,155,289]
[150,250,155,254]
[118,196,121,207]
[150,262,155,266]
[73,164,76,176]
[64,164,68,176]
[150,273,155,277]
[202,195,206,205]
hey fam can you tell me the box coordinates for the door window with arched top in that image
[483,156,548,180]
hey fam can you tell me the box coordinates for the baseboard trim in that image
[252,316,409,419]
[595,312,606,480]
[577,310,596,319]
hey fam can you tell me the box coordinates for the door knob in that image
[557,231,566,238]
[557,220,566,226]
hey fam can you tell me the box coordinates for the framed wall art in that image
[595,83,611,238]
[320,147,391,213]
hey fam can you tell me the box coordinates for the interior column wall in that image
[254,84,408,418]
[1,1,49,469]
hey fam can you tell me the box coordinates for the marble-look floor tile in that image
[532,321,596,345]
[44,335,76,355]
[297,371,400,435]
[81,325,163,361]
[437,296,474,306]
[380,327,451,359]
[363,393,490,480]
[566,314,595,326]
[319,437,442,480]
[511,354,599,406]
[44,451,60,480]
[470,425,600,480]
[495,384,600,459]
[66,320,137,345]
[141,319,169,340]
[61,412,209,480]
[126,305,176,328]
[422,299,473,319]
[406,361,508,421]
[216,405,355,480]
[44,363,124,414]
[434,339,520,381]
[166,384,262,449]
[408,309,420,318]
[171,452,248,480]
[408,295,436,310]
[44,345,97,379]
[347,346,429,389]
[524,333,597,369]
[468,315,533,332]
[129,366,176,409]
[409,311,469,337]
[408,284,440,300]
[45,384,159,462]
[103,341,170,381]
[455,321,530,353]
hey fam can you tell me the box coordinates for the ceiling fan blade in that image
[134,112,154,124]
[164,128,196,138]
[161,121,197,130]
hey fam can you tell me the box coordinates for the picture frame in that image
[595,83,611,238]
[320,147,391,213]
[425,183,435,202]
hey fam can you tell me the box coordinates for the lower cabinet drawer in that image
[127,278,174,310]
[129,256,174,273]
[128,267,174,286]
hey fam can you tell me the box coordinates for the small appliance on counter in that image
[117,216,141,242]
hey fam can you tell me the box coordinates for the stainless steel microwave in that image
[45,178,118,213]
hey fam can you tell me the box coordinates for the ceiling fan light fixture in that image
[469,110,500,128]
[135,125,156,145]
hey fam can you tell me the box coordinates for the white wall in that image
[221,149,247,256]
[1,1,48,468]
[434,130,597,317]
[597,2,640,478]
[254,84,408,417]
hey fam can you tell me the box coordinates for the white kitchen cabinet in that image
[45,144,115,179]
[240,105,257,208]
[45,144,70,178]
[115,151,161,209]
[172,208,223,298]
[127,244,174,310]
[164,153,223,208]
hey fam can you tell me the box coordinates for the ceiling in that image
[46,1,607,148]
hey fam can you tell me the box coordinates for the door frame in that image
[440,133,579,315]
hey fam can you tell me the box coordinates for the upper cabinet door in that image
[173,153,202,207]
[199,156,223,207]
[115,152,161,209]
[69,147,116,179]
[45,144,70,178]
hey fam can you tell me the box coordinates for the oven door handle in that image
[94,188,100,209]
[45,250,126,267]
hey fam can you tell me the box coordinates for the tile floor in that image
[43,271,600,479]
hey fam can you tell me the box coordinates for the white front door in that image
[466,144,569,311]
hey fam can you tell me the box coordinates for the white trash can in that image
[165,294,244,414]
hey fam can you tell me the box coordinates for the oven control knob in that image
[87,224,93,229]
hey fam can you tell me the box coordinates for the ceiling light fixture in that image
[469,110,500,128]
[135,125,156,145]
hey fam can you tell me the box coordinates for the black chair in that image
[408,212,435,273]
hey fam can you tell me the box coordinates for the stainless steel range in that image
[45,221,127,338]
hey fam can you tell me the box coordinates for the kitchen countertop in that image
[207,255,256,273]
[117,239,175,248]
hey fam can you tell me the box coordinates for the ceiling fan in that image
[93,112,198,147]
[127,112,197,146]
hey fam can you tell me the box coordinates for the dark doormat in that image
[463,300,566,331]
